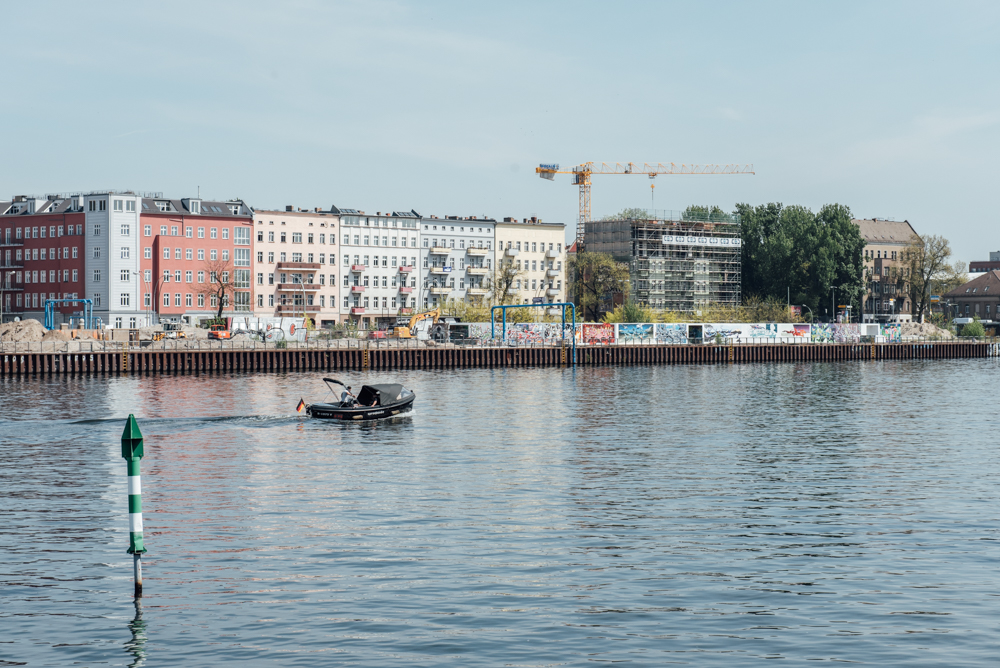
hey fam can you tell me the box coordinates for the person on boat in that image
[341,386,356,406]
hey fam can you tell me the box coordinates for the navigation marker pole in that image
[122,414,147,598]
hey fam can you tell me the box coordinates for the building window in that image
[120,293,129,306]
[210,228,218,239]
[163,293,170,307]
[93,270,101,282]
[144,247,152,259]
[186,248,193,260]
[121,247,130,259]
[198,249,205,261]
[120,269,130,281]
[73,269,79,282]
[186,271,193,282]
[186,227,193,238]
[198,293,205,308]
[186,293,192,307]
[198,227,205,238]
[163,247,170,259]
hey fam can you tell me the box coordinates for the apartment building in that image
[495,217,567,306]
[139,196,253,325]
[84,192,146,328]
[253,206,340,326]
[419,215,495,310]
[338,208,421,329]
[855,218,918,322]
[0,195,87,325]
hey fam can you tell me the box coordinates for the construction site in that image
[584,209,742,311]
[536,161,751,313]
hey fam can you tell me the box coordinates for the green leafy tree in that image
[602,300,654,323]
[569,251,630,321]
[602,207,650,221]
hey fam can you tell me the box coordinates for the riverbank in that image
[2,341,996,376]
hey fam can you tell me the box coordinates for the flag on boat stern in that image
[296,398,306,413]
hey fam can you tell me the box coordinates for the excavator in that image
[391,308,440,339]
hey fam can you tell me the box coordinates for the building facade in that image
[338,208,421,329]
[138,196,253,325]
[943,270,1000,322]
[253,207,340,326]
[0,195,87,325]
[419,215,495,310]
[494,217,567,306]
[584,210,741,312]
[854,218,918,322]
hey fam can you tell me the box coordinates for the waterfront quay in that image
[1,340,994,376]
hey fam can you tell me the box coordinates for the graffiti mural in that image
[811,323,833,343]
[654,323,687,344]
[834,324,861,343]
[704,323,746,342]
[582,323,615,344]
[793,324,811,338]
[881,323,901,342]
[617,323,654,342]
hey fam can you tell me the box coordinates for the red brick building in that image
[138,197,253,323]
[0,195,87,324]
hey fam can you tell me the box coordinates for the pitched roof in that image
[852,218,918,245]
[944,269,1000,298]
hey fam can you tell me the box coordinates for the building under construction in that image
[584,208,742,312]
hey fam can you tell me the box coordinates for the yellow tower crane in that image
[536,162,755,246]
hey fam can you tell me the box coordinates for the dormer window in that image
[155,201,169,212]
[191,201,201,214]
[229,204,240,215]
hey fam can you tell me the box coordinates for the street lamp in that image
[800,304,814,322]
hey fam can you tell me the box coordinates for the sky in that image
[2,1,999,262]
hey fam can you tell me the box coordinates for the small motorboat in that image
[305,378,415,421]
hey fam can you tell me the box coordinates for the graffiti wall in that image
[881,324,901,342]
[655,323,688,344]
[583,323,615,344]
[617,323,654,342]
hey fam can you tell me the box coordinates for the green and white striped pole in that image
[121,414,146,598]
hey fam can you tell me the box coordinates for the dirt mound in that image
[41,329,72,342]
[901,322,953,339]
[0,319,47,342]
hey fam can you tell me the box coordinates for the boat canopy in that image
[357,384,406,406]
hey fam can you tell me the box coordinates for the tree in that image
[931,261,967,297]
[962,317,984,338]
[203,256,235,320]
[903,235,952,321]
[733,202,864,318]
[683,205,729,222]
[486,257,525,306]
[603,207,649,221]
[569,251,630,321]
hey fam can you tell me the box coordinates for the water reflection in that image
[124,600,146,667]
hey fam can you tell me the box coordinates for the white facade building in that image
[337,208,421,329]
[85,192,145,328]
[495,217,567,307]
[419,216,495,309]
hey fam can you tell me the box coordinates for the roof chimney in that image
[285,205,293,212]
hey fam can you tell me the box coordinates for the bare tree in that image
[903,235,952,321]
[486,257,525,306]
[569,251,630,321]
[203,256,235,320]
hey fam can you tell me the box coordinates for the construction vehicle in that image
[208,324,231,340]
[536,162,755,246]
[391,308,440,340]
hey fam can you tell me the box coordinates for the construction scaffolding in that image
[584,208,741,312]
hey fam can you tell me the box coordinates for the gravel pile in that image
[901,322,954,339]
[0,319,47,342]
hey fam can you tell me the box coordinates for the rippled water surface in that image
[2,360,999,666]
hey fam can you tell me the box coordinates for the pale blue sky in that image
[2,1,998,261]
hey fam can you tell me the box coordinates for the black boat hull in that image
[306,395,415,421]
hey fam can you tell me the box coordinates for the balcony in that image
[351,285,366,293]
[276,283,321,291]
[429,287,450,295]
[466,247,489,256]
[467,287,488,296]
[546,288,560,297]
[399,286,413,293]
[275,304,321,314]
[545,249,559,258]
[546,269,560,278]
[0,240,24,247]
[466,266,488,275]
[504,248,519,257]
[276,261,321,270]
[350,307,366,315]
[0,263,24,269]
[350,264,367,272]
[429,266,452,275]
[429,246,450,254]
[398,265,413,273]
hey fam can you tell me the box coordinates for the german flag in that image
[296,398,306,413]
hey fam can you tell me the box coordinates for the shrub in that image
[961,319,985,338]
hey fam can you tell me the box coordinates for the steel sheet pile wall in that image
[0,340,994,377]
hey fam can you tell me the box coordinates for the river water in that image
[1,361,998,666]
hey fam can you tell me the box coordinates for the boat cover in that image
[357,384,406,406]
